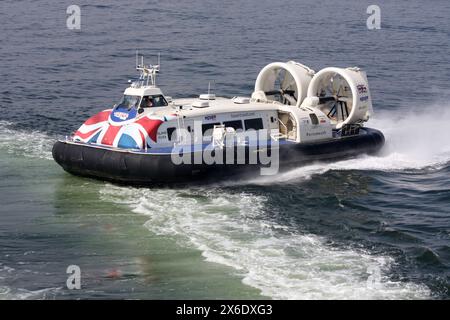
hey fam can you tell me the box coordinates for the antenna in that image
[132,51,161,88]
[208,82,211,100]
[198,81,216,101]
[136,50,138,69]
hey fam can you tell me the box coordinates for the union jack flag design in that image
[73,109,177,149]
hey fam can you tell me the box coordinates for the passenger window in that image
[202,122,221,135]
[223,120,243,131]
[244,118,264,130]
[309,113,319,125]
[167,127,176,141]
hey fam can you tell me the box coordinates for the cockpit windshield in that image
[115,95,141,110]
[140,95,168,108]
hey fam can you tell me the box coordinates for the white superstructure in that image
[74,53,374,150]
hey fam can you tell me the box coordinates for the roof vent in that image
[192,100,210,108]
[199,93,216,100]
[232,96,251,104]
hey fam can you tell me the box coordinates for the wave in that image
[0,264,61,300]
[0,286,62,300]
[100,185,431,299]
[0,121,55,160]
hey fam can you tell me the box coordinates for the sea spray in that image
[0,121,55,160]
[248,106,450,185]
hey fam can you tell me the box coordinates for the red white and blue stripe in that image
[73,109,176,149]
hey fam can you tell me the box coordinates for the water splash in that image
[0,121,55,160]
[0,286,62,300]
[250,106,450,184]
[100,185,430,299]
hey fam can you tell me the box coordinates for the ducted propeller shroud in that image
[306,67,373,129]
[252,61,315,107]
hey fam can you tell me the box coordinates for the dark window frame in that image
[167,127,176,141]
[244,118,264,131]
[202,122,221,135]
[223,120,243,131]
[140,94,168,108]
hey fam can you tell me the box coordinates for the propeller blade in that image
[264,90,282,96]
[283,89,296,96]
[343,101,349,118]
[337,96,352,103]
[265,89,296,96]
[327,101,338,118]
[283,94,297,105]
[319,96,337,104]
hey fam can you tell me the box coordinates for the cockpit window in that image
[141,96,154,108]
[140,95,168,108]
[116,95,140,110]
[153,95,168,107]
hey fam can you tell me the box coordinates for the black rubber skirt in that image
[52,128,384,185]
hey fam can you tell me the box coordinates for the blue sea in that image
[0,0,449,299]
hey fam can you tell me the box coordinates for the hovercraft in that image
[52,54,384,185]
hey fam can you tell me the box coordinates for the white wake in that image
[250,106,450,184]
[0,121,55,160]
[100,186,430,299]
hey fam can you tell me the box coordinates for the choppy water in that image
[1,0,450,299]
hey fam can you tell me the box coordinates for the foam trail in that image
[0,121,54,160]
[251,106,450,184]
[100,185,430,299]
[0,264,61,300]
[0,286,62,300]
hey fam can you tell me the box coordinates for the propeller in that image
[264,69,298,105]
[318,73,352,122]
